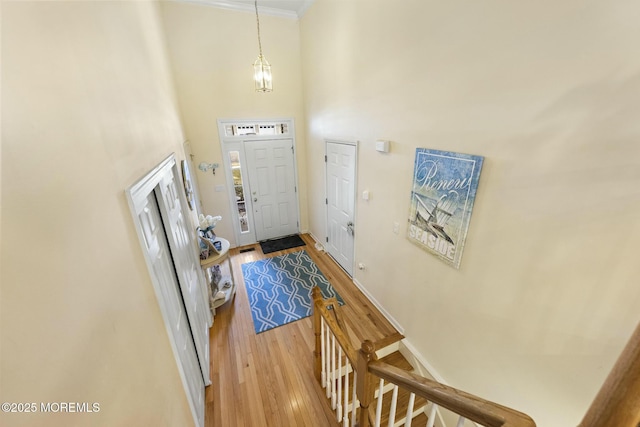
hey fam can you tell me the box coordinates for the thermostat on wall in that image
[375,140,390,153]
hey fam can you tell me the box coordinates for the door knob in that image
[254,197,258,202]
[347,221,354,236]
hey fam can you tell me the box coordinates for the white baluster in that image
[343,360,349,427]
[404,392,415,427]
[337,346,343,421]
[388,385,398,427]
[325,324,331,398]
[456,416,466,427]
[331,334,337,409]
[321,318,326,386]
[351,371,358,426]
[374,378,384,427]
[426,403,438,427]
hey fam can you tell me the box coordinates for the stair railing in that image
[312,286,536,427]
[313,287,360,426]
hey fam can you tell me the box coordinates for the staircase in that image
[312,286,537,427]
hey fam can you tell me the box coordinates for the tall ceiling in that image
[182,0,315,19]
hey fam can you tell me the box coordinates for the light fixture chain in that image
[255,0,263,57]
[253,0,271,92]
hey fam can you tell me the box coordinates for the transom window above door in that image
[222,122,289,137]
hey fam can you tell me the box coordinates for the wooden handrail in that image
[325,296,349,336]
[366,354,536,427]
[579,320,640,427]
[312,287,358,367]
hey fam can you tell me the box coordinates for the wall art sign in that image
[407,148,484,269]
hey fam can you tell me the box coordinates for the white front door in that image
[155,171,210,385]
[134,191,205,427]
[245,138,299,241]
[326,141,357,276]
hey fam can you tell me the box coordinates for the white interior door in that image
[326,141,357,276]
[133,191,204,427]
[245,138,299,241]
[155,171,210,386]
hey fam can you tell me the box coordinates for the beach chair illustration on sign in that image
[412,193,458,244]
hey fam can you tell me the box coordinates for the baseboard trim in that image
[352,278,405,335]
[306,231,326,252]
[400,338,448,385]
[306,232,403,334]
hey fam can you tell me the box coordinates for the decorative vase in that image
[200,226,216,240]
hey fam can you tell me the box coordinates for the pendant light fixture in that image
[253,0,272,92]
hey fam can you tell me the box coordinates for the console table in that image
[200,237,236,316]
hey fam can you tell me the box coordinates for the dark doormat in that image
[260,234,306,254]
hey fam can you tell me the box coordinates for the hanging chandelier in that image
[253,0,272,92]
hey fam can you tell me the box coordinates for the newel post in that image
[312,286,323,383]
[356,340,376,427]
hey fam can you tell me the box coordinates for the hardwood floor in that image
[204,234,402,427]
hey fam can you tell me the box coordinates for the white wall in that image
[1,2,193,425]
[300,1,640,425]
[159,2,308,246]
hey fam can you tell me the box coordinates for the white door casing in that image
[155,171,211,385]
[126,154,205,427]
[245,138,299,241]
[325,140,357,276]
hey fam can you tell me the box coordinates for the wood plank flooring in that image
[205,234,402,427]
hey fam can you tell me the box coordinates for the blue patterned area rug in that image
[242,250,344,334]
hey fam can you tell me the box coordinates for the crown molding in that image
[173,0,302,20]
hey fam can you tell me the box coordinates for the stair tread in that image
[378,351,413,372]
[413,411,428,425]
[375,388,427,425]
